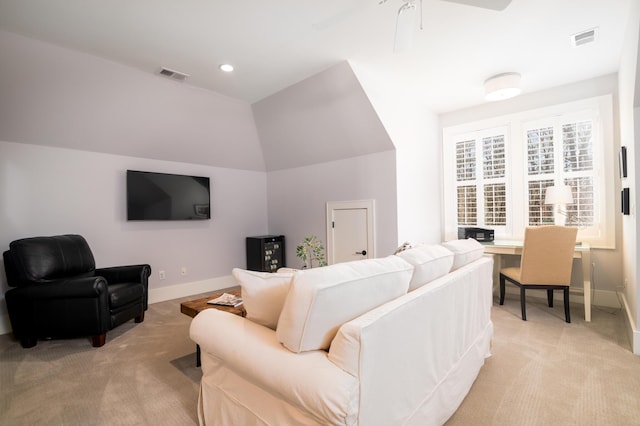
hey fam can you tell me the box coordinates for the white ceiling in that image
[0,0,633,113]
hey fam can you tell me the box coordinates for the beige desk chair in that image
[499,226,578,323]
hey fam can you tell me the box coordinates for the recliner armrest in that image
[95,264,151,284]
[15,276,109,299]
[96,264,150,310]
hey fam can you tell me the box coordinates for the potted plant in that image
[296,236,327,269]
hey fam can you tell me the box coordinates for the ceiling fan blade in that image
[440,0,512,11]
[394,2,417,53]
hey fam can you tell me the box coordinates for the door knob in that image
[355,250,367,256]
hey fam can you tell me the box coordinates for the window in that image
[524,119,595,228]
[453,129,508,231]
[443,95,615,248]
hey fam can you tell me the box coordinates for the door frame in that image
[326,199,375,265]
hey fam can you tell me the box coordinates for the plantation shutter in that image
[562,121,594,226]
[524,119,595,227]
[454,131,507,228]
[483,135,506,225]
[456,140,477,225]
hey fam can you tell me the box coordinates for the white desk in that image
[482,241,592,322]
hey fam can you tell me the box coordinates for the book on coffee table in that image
[207,292,244,307]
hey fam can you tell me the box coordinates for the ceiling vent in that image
[570,28,598,48]
[158,67,190,82]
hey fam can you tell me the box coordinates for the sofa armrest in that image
[328,256,494,426]
[190,309,358,425]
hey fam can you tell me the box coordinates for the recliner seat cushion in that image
[108,283,144,308]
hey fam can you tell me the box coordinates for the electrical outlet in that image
[181,267,187,276]
[159,270,166,280]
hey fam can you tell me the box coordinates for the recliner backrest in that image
[5,234,96,286]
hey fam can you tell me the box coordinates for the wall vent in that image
[157,67,190,82]
[570,28,598,48]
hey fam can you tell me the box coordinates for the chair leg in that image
[135,312,145,323]
[564,287,571,323]
[20,336,37,348]
[547,289,554,307]
[92,333,107,347]
[520,287,527,321]
[499,274,506,305]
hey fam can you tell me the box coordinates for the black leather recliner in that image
[3,234,151,348]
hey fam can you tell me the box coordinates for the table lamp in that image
[544,185,574,226]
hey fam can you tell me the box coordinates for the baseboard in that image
[617,290,640,356]
[0,276,236,336]
[498,286,621,309]
[148,275,235,304]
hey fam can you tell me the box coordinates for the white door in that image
[326,200,375,264]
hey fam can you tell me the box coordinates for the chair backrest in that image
[4,234,96,286]
[519,226,578,285]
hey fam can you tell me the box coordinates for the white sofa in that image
[189,239,493,426]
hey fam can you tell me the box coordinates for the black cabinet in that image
[246,235,285,272]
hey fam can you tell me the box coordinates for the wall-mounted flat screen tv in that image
[127,170,210,220]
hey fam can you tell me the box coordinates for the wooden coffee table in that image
[180,289,246,319]
[180,288,246,366]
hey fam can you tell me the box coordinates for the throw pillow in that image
[396,244,454,290]
[232,268,294,330]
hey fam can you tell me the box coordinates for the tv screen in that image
[127,170,210,221]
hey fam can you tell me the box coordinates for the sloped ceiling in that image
[0,30,266,171]
[253,61,394,171]
[0,0,634,171]
[0,0,631,113]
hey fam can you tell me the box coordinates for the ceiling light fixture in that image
[484,72,522,102]
[219,64,234,72]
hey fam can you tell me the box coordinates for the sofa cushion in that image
[232,268,294,330]
[276,256,413,353]
[395,244,454,290]
[441,239,485,270]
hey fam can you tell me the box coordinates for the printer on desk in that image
[458,227,494,242]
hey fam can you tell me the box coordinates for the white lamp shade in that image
[544,185,574,205]
[484,72,522,101]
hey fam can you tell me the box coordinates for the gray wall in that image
[0,30,271,334]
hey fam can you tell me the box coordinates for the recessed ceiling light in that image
[219,64,234,72]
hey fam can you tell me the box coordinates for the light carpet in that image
[1,293,639,425]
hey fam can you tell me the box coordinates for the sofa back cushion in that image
[6,234,96,286]
[395,244,454,290]
[441,239,485,270]
[232,268,294,330]
[276,256,413,353]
